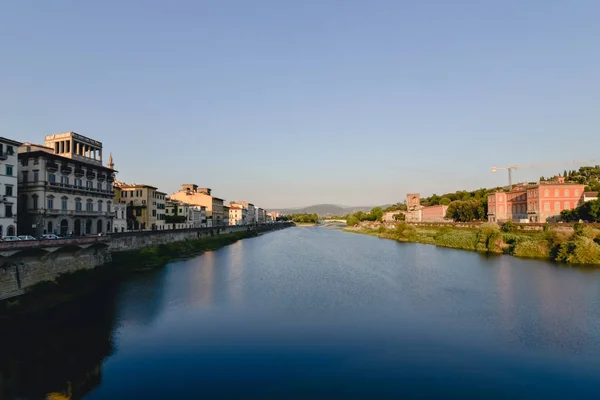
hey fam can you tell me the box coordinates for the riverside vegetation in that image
[0,231,257,318]
[348,222,600,266]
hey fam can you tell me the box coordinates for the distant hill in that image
[272,204,374,217]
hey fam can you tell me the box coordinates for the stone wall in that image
[0,244,111,301]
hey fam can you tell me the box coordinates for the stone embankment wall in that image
[0,223,290,301]
[0,244,111,301]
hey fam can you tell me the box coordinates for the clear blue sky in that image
[1,1,599,208]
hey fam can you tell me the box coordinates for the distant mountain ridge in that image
[272,204,376,217]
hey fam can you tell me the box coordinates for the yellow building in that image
[170,184,225,227]
[116,183,158,230]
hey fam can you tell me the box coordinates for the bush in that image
[512,240,550,259]
[578,227,600,240]
[502,221,516,233]
[555,237,600,265]
[477,223,501,252]
[435,230,477,251]
[377,226,386,233]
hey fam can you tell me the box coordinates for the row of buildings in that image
[0,131,274,237]
[383,176,598,224]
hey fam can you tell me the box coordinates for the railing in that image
[43,181,114,196]
[74,168,85,176]
[0,152,9,160]
[47,162,59,171]
[0,235,110,250]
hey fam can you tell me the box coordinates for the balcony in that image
[97,173,106,181]
[0,152,8,161]
[47,162,59,171]
[86,172,96,179]
[60,166,72,174]
[74,168,85,177]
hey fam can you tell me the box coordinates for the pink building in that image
[488,177,585,223]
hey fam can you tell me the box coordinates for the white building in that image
[18,132,116,236]
[0,137,22,237]
[583,192,598,202]
[230,201,255,224]
[113,200,127,233]
[229,205,247,225]
[256,207,266,224]
[155,191,166,230]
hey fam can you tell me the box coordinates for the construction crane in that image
[492,159,597,190]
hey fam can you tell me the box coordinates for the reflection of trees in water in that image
[0,287,119,400]
[114,268,167,327]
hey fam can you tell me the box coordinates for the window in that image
[544,202,550,211]
[32,195,38,209]
[98,201,103,212]
[136,208,142,216]
[554,189,559,197]
[554,201,560,211]
[86,201,93,212]
[6,146,13,155]
[575,190,580,197]
[75,198,82,211]
[97,182,102,191]
[5,186,12,197]
[61,176,69,185]
[544,189,549,197]
[5,205,12,218]
[565,189,570,196]
[5,165,13,176]
[152,210,156,217]
[47,198,54,209]
[22,171,28,183]
[49,173,56,183]
[33,170,39,182]
[62,198,68,210]
[75,178,82,187]
[122,191,127,198]
[87,181,93,189]
[107,202,112,212]
[564,201,570,210]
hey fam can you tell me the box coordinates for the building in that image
[382,210,405,222]
[266,214,273,223]
[229,205,247,225]
[487,176,586,223]
[421,205,449,222]
[190,205,206,228]
[18,132,116,236]
[170,185,225,227]
[112,200,127,232]
[0,137,22,236]
[155,191,167,230]
[256,207,266,224]
[165,199,192,229]
[117,183,158,230]
[584,192,598,202]
[268,211,281,221]
[231,201,255,224]
[223,204,230,226]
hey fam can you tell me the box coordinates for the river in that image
[3,226,600,399]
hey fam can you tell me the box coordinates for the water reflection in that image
[0,289,118,400]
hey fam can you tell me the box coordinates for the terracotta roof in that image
[584,191,598,197]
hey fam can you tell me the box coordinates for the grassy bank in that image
[347,223,600,266]
[0,231,257,318]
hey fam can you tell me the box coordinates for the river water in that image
[3,226,600,399]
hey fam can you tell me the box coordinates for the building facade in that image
[231,201,255,224]
[170,185,225,227]
[488,177,586,223]
[584,192,598,202]
[0,137,22,237]
[117,183,158,230]
[18,133,116,236]
[222,205,230,227]
[155,191,166,230]
[229,205,247,225]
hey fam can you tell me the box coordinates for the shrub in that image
[435,230,477,251]
[555,237,600,265]
[502,221,516,233]
[512,240,551,259]
[578,227,600,240]
[377,226,386,233]
[477,223,501,252]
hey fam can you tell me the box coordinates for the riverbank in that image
[0,230,258,318]
[346,222,600,266]
[294,223,318,227]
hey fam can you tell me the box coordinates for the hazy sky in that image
[1,1,599,208]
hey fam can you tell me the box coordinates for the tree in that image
[446,199,485,222]
[393,213,406,221]
[370,207,384,222]
[440,197,451,205]
[579,199,600,222]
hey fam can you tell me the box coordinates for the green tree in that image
[370,207,384,222]
[440,197,451,205]
[579,199,600,222]
[393,213,406,221]
[446,199,485,222]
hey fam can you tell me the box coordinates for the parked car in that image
[2,236,22,241]
[18,235,37,241]
[39,234,60,240]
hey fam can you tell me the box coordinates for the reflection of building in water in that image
[0,289,118,400]
[227,240,245,305]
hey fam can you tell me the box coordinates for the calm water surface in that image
[3,227,600,399]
